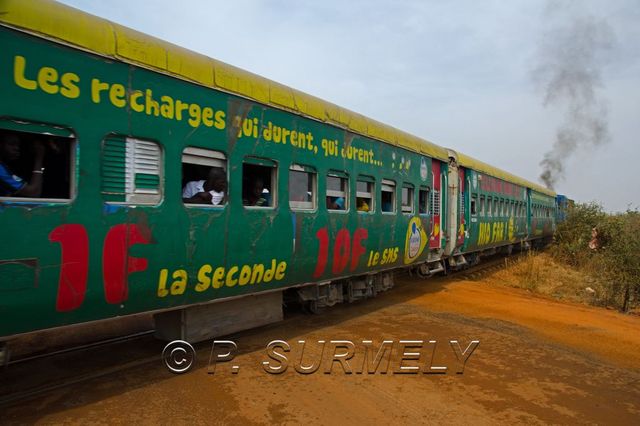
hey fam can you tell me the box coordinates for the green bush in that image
[553,203,640,312]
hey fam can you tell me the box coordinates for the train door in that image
[444,154,458,256]
[457,167,466,247]
[429,159,442,250]
[526,188,532,238]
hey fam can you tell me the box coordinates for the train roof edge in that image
[454,151,556,197]
[0,0,556,197]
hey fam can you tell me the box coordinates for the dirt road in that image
[3,270,640,424]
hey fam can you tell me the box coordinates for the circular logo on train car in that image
[404,217,428,265]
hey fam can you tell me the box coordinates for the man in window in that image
[243,178,269,206]
[356,198,369,212]
[0,131,45,197]
[327,196,344,210]
[183,167,226,205]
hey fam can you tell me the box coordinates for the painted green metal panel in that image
[0,26,443,337]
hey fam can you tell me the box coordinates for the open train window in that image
[289,164,316,210]
[401,184,414,214]
[487,196,493,217]
[381,179,396,213]
[419,186,430,215]
[0,124,74,202]
[327,172,348,211]
[356,176,374,213]
[181,147,227,207]
[102,136,162,205]
[480,196,486,216]
[243,158,276,208]
[471,194,477,216]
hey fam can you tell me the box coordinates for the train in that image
[0,0,559,354]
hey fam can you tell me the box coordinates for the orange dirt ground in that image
[3,268,640,424]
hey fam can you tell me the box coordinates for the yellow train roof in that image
[455,152,556,196]
[0,0,555,196]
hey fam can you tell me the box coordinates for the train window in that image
[493,198,498,217]
[401,184,414,214]
[0,126,74,201]
[418,186,430,215]
[327,172,348,211]
[487,197,492,217]
[470,194,478,216]
[356,177,374,213]
[430,189,440,216]
[102,136,162,205]
[381,179,396,213]
[182,147,227,206]
[289,165,316,210]
[480,196,485,216]
[243,158,276,207]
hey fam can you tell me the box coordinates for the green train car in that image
[0,1,556,348]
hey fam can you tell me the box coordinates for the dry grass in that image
[489,251,602,305]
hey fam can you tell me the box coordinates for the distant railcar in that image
[0,0,557,349]
[556,194,574,222]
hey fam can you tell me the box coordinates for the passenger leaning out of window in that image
[0,131,45,197]
[182,167,227,205]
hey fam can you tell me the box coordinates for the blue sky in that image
[58,0,640,211]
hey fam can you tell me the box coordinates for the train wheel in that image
[302,300,323,315]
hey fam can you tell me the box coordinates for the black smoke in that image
[532,3,614,189]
